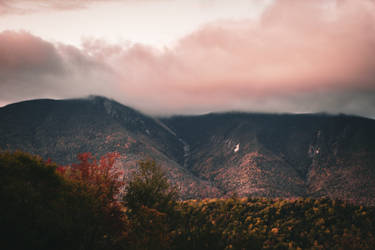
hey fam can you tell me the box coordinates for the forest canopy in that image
[0,151,374,250]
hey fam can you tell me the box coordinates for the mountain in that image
[0,96,220,199]
[1,96,375,204]
[163,113,375,204]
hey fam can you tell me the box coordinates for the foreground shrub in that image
[0,151,125,250]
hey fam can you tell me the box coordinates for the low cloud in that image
[0,31,115,103]
[1,0,375,118]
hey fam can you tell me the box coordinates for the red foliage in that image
[62,152,127,235]
[67,152,124,200]
[54,152,128,244]
[58,152,125,214]
[56,165,67,175]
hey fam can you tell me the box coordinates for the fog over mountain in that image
[1,0,375,118]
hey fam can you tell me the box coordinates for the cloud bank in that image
[1,0,375,117]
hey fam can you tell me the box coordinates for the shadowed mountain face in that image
[163,113,375,204]
[1,96,375,204]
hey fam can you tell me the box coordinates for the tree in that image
[0,151,126,250]
[0,151,67,250]
[123,160,178,214]
[64,152,124,212]
[60,152,126,249]
[122,160,178,249]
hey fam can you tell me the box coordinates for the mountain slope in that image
[163,113,375,204]
[0,96,221,199]
[1,97,375,204]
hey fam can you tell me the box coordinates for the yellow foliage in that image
[316,218,325,226]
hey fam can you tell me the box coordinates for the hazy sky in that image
[1,0,375,118]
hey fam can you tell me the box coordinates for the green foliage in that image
[2,152,375,249]
[172,197,375,249]
[123,160,178,214]
[0,151,125,250]
[122,160,179,249]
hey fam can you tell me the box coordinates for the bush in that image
[0,151,125,250]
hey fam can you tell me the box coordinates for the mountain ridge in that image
[1,96,374,204]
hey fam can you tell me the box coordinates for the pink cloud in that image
[1,0,375,118]
[0,0,169,15]
[0,30,63,74]
[92,0,375,115]
[0,0,120,15]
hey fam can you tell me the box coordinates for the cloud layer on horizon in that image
[1,0,375,117]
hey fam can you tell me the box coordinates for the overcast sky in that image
[1,0,375,118]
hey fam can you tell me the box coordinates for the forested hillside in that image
[1,151,374,250]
